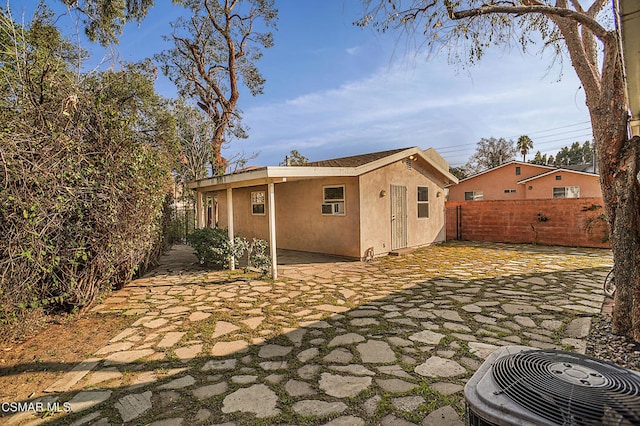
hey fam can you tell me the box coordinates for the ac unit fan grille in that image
[492,349,640,425]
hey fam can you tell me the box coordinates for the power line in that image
[440,122,592,154]
[435,121,592,156]
[437,130,592,156]
[504,121,591,139]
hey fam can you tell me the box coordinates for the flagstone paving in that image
[4,241,613,425]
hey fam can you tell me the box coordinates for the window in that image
[417,186,429,218]
[555,175,562,180]
[251,191,265,215]
[504,189,516,194]
[553,186,580,198]
[322,185,345,215]
[515,166,521,176]
[464,191,483,201]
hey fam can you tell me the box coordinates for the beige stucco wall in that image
[359,158,447,257]
[230,186,270,240]
[207,186,271,241]
[275,177,361,258]
[207,178,361,258]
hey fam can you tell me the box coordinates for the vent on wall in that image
[465,346,640,425]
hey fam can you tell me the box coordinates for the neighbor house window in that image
[555,175,562,180]
[553,186,580,198]
[504,189,516,194]
[464,191,483,201]
[417,186,429,218]
[322,185,345,215]
[251,191,265,215]
[515,166,521,176]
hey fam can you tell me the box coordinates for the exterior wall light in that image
[379,190,387,198]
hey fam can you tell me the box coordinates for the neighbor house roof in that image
[517,168,599,184]
[187,147,458,191]
[560,163,597,173]
[454,161,599,186]
[454,161,556,184]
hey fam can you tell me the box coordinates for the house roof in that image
[517,168,599,184]
[303,148,410,168]
[559,163,597,173]
[187,147,458,191]
[454,161,556,184]
[453,161,599,186]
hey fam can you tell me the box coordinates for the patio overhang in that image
[186,147,458,192]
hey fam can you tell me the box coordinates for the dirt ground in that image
[0,312,134,402]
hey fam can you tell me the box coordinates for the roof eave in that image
[187,146,458,190]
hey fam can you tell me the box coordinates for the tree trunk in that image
[212,129,227,176]
[593,80,640,340]
[601,135,640,340]
[577,29,640,341]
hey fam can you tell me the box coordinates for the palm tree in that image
[517,135,534,162]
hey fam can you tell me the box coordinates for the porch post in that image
[268,181,278,278]
[227,187,235,270]
[196,191,205,228]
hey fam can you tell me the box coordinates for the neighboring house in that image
[187,147,458,276]
[447,161,602,201]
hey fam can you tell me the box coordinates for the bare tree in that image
[157,0,277,175]
[173,99,214,183]
[465,137,516,174]
[359,0,640,340]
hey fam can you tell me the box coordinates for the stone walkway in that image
[5,242,612,425]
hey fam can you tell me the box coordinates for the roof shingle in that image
[302,148,411,168]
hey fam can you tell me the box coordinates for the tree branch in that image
[448,4,610,41]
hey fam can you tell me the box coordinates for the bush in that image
[246,238,272,274]
[186,228,271,274]
[0,12,177,321]
[186,228,235,269]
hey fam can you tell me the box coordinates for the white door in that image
[391,185,408,250]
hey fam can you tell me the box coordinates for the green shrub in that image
[247,238,272,274]
[0,12,177,321]
[186,229,271,274]
[186,228,233,269]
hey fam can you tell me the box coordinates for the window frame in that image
[251,190,266,215]
[464,191,484,201]
[417,186,429,219]
[515,166,521,176]
[552,186,580,199]
[321,185,346,216]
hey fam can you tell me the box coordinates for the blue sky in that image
[10,1,593,168]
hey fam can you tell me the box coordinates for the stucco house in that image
[187,147,458,277]
[447,161,602,201]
